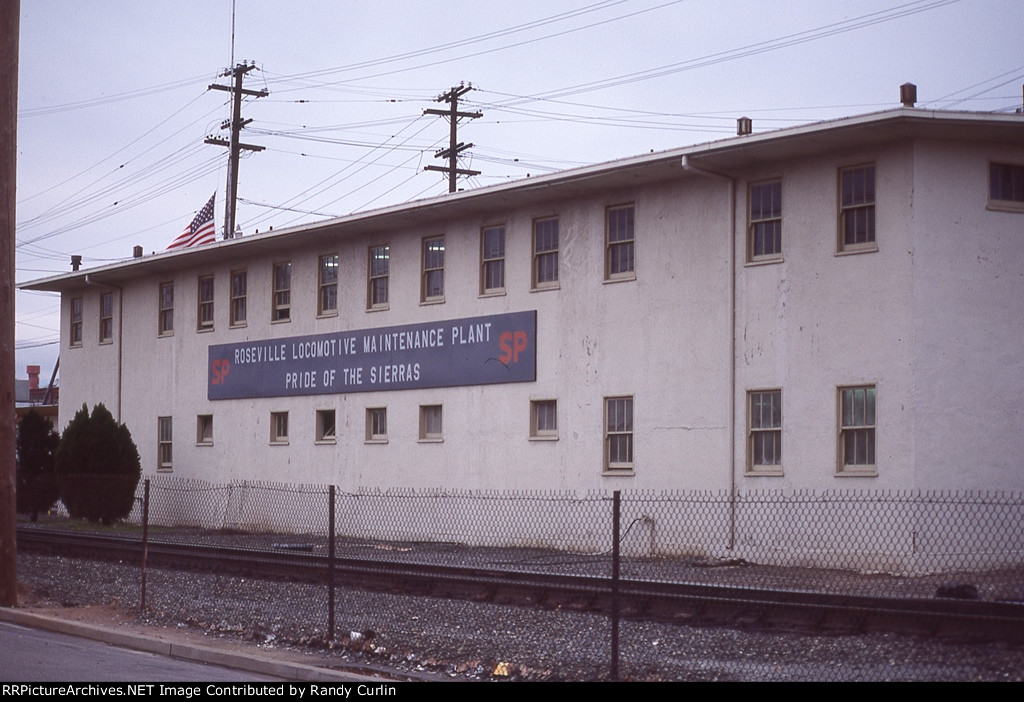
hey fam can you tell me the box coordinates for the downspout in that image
[681,156,737,550]
[84,275,123,422]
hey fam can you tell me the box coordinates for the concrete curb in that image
[0,607,386,682]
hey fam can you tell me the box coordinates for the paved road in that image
[0,621,284,682]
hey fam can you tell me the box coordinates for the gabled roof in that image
[21,107,1024,293]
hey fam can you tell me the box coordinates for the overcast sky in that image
[12,0,1024,378]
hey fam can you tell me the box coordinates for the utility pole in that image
[205,62,267,239]
[424,84,482,193]
[1,0,20,607]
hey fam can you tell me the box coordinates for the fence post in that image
[328,484,336,642]
[611,489,620,681]
[140,478,149,611]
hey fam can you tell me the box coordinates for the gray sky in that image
[13,0,1024,378]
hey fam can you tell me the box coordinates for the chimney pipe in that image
[26,365,40,390]
[70,255,82,271]
[737,116,752,136]
[133,245,143,258]
[900,82,917,108]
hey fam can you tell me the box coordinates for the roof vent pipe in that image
[737,116,752,136]
[70,255,82,271]
[132,245,143,258]
[900,82,917,108]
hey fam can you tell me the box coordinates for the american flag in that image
[166,193,217,250]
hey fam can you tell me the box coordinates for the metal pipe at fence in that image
[328,484,336,642]
[140,479,149,611]
[611,489,620,681]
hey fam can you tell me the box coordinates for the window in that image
[272,262,291,322]
[270,411,289,444]
[230,270,247,327]
[316,409,336,443]
[70,297,83,347]
[422,236,445,302]
[158,283,174,336]
[838,385,876,474]
[366,407,388,443]
[748,390,782,474]
[158,417,172,471]
[99,292,113,343]
[748,180,782,261]
[481,225,505,294]
[419,405,443,441]
[989,162,1024,211]
[368,245,389,310]
[530,400,558,440]
[532,217,559,289]
[606,204,635,280]
[197,275,214,331]
[196,415,213,445]
[318,254,339,316]
[839,164,876,252]
[604,396,634,472]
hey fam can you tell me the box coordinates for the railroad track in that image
[17,528,1024,640]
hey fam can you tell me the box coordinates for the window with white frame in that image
[605,204,635,280]
[748,390,782,474]
[158,283,173,336]
[989,162,1024,212]
[838,385,876,474]
[230,270,247,327]
[158,417,173,471]
[270,411,289,444]
[838,164,876,252]
[272,262,291,322]
[70,297,83,347]
[318,254,339,316]
[316,409,336,443]
[530,400,558,440]
[419,405,443,441]
[748,180,782,261]
[99,292,113,343]
[366,407,388,443]
[368,245,389,310]
[481,225,505,294]
[422,236,445,302]
[197,275,214,331]
[604,396,634,472]
[532,217,559,289]
[196,415,213,445]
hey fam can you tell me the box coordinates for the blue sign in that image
[208,311,536,400]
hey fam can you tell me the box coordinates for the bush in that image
[55,403,141,525]
[16,410,61,521]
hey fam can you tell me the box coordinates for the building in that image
[22,106,1024,496]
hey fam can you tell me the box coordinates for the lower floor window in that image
[316,409,336,443]
[419,405,443,441]
[270,411,289,444]
[530,399,558,439]
[196,414,213,445]
[366,407,388,443]
[839,385,876,473]
[158,417,173,471]
[748,390,782,473]
[604,396,634,472]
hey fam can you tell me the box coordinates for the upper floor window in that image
[838,385,876,475]
[318,254,339,316]
[368,245,389,310]
[481,225,505,294]
[99,292,113,343]
[532,217,559,290]
[422,236,445,302]
[70,298,83,347]
[838,164,876,253]
[230,270,247,327]
[606,204,635,280]
[158,283,174,336]
[272,262,291,322]
[197,275,214,331]
[748,180,782,262]
[989,162,1024,212]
